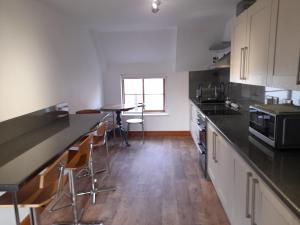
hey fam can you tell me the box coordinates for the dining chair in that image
[126,103,145,143]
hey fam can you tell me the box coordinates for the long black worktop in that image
[190,98,300,219]
[0,112,109,192]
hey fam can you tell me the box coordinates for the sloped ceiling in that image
[93,28,177,67]
[40,0,239,71]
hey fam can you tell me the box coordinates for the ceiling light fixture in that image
[151,0,161,13]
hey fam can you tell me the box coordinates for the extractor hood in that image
[209,52,230,69]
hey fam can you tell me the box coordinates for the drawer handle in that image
[251,178,259,225]
[245,172,252,219]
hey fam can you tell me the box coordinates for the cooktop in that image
[198,104,241,116]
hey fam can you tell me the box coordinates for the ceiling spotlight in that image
[151,0,161,13]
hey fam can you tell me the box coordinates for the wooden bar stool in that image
[53,136,105,225]
[0,151,69,225]
[76,122,116,205]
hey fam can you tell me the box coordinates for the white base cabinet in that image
[207,121,300,225]
[207,123,234,222]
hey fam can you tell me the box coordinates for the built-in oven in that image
[197,110,208,178]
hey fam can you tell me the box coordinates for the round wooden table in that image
[101,104,136,146]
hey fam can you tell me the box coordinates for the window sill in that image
[122,112,169,117]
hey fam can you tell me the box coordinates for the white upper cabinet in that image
[230,11,248,83]
[230,0,300,90]
[267,0,300,90]
[244,0,272,86]
[231,0,272,86]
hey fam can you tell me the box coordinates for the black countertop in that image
[190,98,300,219]
[0,113,109,192]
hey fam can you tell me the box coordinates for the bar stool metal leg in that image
[49,163,72,212]
[12,192,21,225]
[53,169,104,225]
[77,144,116,205]
[29,208,39,225]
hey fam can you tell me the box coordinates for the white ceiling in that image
[40,0,239,31]
[94,28,177,65]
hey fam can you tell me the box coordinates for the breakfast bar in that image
[0,104,109,225]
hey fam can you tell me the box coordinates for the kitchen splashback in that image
[189,68,230,99]
[228,83,300,109]
[189,69,300,107]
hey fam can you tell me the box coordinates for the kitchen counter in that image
[190,98,300,219]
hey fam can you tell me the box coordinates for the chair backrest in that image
[39,151,69,189]
[96,121,108,136]
[138,103,145,120]
[76,109,101,114]
[92,121,108,146]
[66,135,92,167]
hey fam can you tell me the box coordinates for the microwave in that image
[249,104,300,149]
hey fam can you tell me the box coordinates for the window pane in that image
[144,95,164,111]
[144,78,164,94]
[124,79,143,94]
[124,94,143,112]
[124,94,143,105]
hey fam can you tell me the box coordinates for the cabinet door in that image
[259,180,300,225]
[207,123,218,183]
[244,0,272,86]
[230,12,248,84]
[267,0,300,90]
[232,152,252,225]
[207,123,234,223]
[217,137,234,221]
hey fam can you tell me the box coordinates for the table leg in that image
[12,192,20,225]
[115,111,130,147]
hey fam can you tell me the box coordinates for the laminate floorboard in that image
[39,137,230,225]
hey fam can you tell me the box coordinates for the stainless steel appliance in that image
[196,103,241,179]
[197,110,207,178]
[249,104,300,149]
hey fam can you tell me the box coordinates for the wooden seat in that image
[0,151,69,225]
[75,109,101,114]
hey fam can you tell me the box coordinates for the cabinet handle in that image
[297,50,300,85]
[212,132,216,161]
[243,47,248,80]
[213,132,218,163]
[245,172,252,219]
[251,178,259,225]
[240,48,244,80]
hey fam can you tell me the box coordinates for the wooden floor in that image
[40,137,230,225]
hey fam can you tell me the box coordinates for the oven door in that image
[198,126,208,178]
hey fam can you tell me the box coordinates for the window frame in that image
[121,76,166,113]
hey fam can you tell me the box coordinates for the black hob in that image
[198,104,241,116]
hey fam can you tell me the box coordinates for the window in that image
[122,77,165,112]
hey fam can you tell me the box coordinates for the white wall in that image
[176,16,229,72]
[0,0,104,122]
[103,63,189,131]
